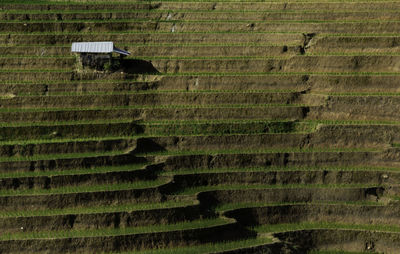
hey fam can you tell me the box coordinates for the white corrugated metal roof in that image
[71,42,113,53]
[71,42,130,56]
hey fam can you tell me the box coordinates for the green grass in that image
[132,237,272,254]
[304,119,400,125]
[161,165,400,176]
[5,9,400,14]
[136,147,381,157]
[162,72,400,76]
[0,55,288,60]
[0,150,125,163]
[308,52,400,56]
[0,55,74,59]
[0,199,196,218]
[0,78,149,85]
[0,217,230,241]
[325,92,400,96]
[0,69,72,73]
[0,136,137,146]
[0,132,305,146]
[0,103,307,113]
[0,178,168,197]
[0,43,299,47]
[174,183,380,195]
[0,163,148,179]
[254,221,400,233]
[214,200,383,212]
[1,0,396,3]
[308,251,379,254]
[7,54,400,60]
[7,89,299,98]
[5,18,400,24]
[134,119,400,126]
[0,119,299,129]
[130,56,287,60]
[0,31,301,35]
[0,119,135,127]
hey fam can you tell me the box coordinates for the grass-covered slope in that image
[1,1,400,253]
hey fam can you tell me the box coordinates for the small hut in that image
[71,42,130,70]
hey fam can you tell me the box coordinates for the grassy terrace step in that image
[159,150,385,173]
[0,164,156,191]
[0,163,148,178]
[0,199,197,218]
[0,105,309,122]
[11,89,302,97]
[0,218,244,254]
[162,165,400,176]
[254,221,400,234]
[0,119,313,141]
[165,170,394,191]
[0,91,305,108]
[4,11,400,22]
[0,137,137,157]
[4,74,400,94]
[148,56,400,73]
[0,178,168,196]
[0,151,143,173]
[214,200,383,213]
[1,158,398,180]
[134,237,273,254]
[322,92,400,96]
[174,184,383,195]
[0,72,397,90]
[0,57,73,69]
[195,187,384,206]
[0,104,307,112]
[308,251,374,254]
[136,147,381,157]
[0,3,153,11]
[309,36,400,53]
[224,203,400,230]
[0,217,233,243]
[0,178,167,210]
[257,224,400,252]
[3,20,400,33]
[0,45,300,57]
[275,229,399,253]
[5,55,400,73]
[0,150,127,163]
[0,131,326,157]
[0,200,201,234]
[12,71,400,83]
[0,78,163,93]
[0,32,304,45]
[177,185,387,209]
[0,71,73,82]
[0,133,340,159]
[309,96,400,121]
[4,2,400,12]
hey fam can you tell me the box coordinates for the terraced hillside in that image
[3,0,400,253]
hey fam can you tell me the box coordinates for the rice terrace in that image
[3,0,400,253]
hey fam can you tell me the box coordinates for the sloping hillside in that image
[1,1,400,253]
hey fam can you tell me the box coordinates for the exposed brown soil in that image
[275,229,400,253]
[0,106,309,122]
[2,1,400,253]
[0,221,243,254]
[1,204,201,234]
[0,33,304,45]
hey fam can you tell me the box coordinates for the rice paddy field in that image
[2,0,400,253]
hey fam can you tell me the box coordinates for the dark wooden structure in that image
[71,42,130,70]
